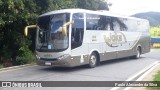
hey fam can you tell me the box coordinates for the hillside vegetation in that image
[132,12,160,26]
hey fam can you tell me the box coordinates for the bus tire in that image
[88,52,97,68]
[133,47,141,59]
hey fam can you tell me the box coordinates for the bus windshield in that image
[36,13,70,52]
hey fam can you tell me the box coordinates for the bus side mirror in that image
[24,27,28,36]
[24,25,37,37]
[62,21,74,36]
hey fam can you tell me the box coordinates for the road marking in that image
[124,61,160,90]
[110,87,119,90]
[137,62,159,81]
[126,61,159,81]
[110,61,160,90]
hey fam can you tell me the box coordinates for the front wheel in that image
[88,53,97,68]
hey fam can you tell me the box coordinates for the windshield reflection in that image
[36,13,70,52]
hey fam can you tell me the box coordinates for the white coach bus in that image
[25,9,150,68]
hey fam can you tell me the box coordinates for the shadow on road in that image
[38,65,91,74]
[99,57,146,66]
[38,57,145,72]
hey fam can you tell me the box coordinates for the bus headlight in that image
[36,55,41,60]
[58,54,70,60]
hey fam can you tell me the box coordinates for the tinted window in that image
[112,17,128,31]
[86,14,101,30]
[86,14,128,31]
[71,13,84,49]
[86,14,114,30]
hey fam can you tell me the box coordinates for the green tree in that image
[0,0,78,66]
[1,0,114,66]
[77,0,109,10]
[47,0,77,11]
[0,0,38,65]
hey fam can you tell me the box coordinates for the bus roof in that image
[39,9,148,22]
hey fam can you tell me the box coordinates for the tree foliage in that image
[47,0,77,12]
[0,0,78,66]
[0,0,38,65]
[77,0,109,10]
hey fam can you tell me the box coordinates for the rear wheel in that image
[88,53,97,68]
[133,47,141,59]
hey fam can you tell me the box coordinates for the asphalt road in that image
[0,49,159,90]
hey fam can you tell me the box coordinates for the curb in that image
[111,61,160,90]
[126,61,160,81]
[0,63,36,72]
[124,61,160,90]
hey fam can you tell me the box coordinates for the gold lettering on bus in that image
[104,32,127,47]
[44,54,52,57]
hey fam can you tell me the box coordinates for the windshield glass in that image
[36,13,70,52]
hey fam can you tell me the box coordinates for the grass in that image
[154,71,160,81]
[147,71,160,90]
[0,64,4,69]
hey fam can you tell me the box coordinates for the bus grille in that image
[40,58,58,61]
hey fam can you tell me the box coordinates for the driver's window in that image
[71,13,84,49]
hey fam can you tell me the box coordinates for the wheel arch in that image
[136,44,142,54]
[89,49,100,64]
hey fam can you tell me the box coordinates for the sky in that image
[108,0,160,16]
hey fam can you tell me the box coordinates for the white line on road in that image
[110,61,160,90]
[124,61,160,90]
[126,61,159,81]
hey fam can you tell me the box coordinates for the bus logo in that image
[44,54,52,57]
[2,82,11,87]
[104,32,127,47]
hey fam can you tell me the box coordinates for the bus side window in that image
[86,14,115,31]
[86,14,101,30]
[99,16,114,30]
[109,17,114,31]
[71,13,84,49]
[110,17,128,31]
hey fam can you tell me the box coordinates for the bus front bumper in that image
[36,55,89,67]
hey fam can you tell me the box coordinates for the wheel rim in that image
[90,55,96,65]
[137,49,140,58]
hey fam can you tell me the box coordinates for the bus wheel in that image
[88,53,97,68]
[134,47,141,59]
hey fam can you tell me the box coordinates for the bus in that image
[24,9,150,68]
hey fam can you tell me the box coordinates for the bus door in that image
[71,13,85,56]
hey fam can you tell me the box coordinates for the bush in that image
[154,71,160,81]
[16,47,35,65]
[148,71,160,90]
[0,64,4,69]
[16,38,35,65]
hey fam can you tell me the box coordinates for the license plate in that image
[45,62,51,66]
